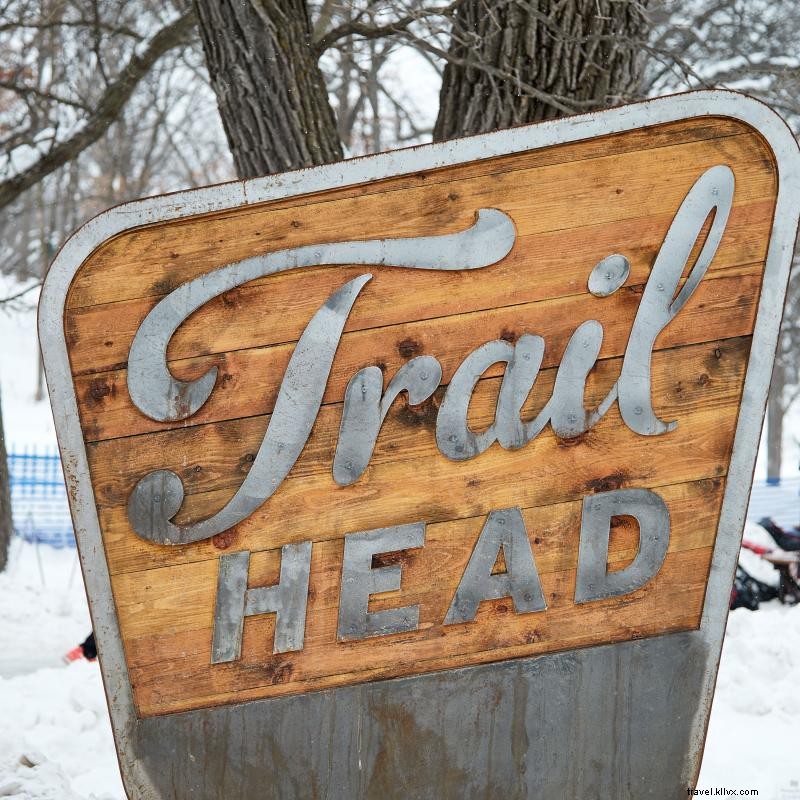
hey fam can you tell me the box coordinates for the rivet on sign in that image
[587,253,630,297]
[420,372,429,381]
[522,353,531,361]
[361,384,368,394]
[568,413,577,423]
[634,406,643,415]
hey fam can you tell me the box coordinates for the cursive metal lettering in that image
[127,167,734,547]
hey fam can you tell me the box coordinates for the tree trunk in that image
[192,0,342,178]
[434,0,650,141]
[0,399,14,572]
[766,363,785,485]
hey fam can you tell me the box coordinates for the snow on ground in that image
[700,601,800,797]
[0,661,124,800]
[0,540,125,800]
[0,538,87,678]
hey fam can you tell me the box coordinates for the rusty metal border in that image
[39,91,800,798]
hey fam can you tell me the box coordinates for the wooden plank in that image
[88,335,749,508]
[64,196,774,378]
[131,553,708,716]
[95,335,749,576]
[74,268,762,443]
[120,477,721,716]
[64,125,774,312]
[116,477,718,643]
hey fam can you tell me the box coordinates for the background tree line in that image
[1,0,800,567]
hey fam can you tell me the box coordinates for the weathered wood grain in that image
[59,116,777,718]
[65,198,772,378]
[75,268,761,443]
[117,477,718,644]
[89,336,747,511]
[120,477,721,716]
[64,118,764,311]
[96,335,749,576]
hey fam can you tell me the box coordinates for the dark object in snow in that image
[81,632,97,660]
[731,520,800,610]
[63,632,97,664]
[730,564,776,611]
[758,517,800,552]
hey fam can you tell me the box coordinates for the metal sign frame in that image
[39,91,800,799]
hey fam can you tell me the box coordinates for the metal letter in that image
[437,339,519,460]
[548,320,614,439]
[439,334,571,459]
[337,522,425,641]
[444,507,546,625]
[128,275,370,545]
[211,541,313,663]
[495,334,546,450]
[575,488,670,604]
[617,165,734,435]
[438,324,612,455]
[333,356,442,485]
[587,254,630,297]
[128,209,516,422]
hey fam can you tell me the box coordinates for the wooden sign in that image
[41,92,800,800]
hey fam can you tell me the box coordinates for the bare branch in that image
[313,2,461,55]
[0,17,141,38]
[0,281,40,308]
[0,8,197,212]
[0,79,90,111]
[399,29,577,116]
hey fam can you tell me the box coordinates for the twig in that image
[0,281,41,306]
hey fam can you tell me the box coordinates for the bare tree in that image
[5,1,800,206]
[193,0,342,177]
[0,1,199,212]
[434,0,650,140]
[0,0,230,568]
[0,2,231,284]
[189,1,652,178]
[191,0,452,176]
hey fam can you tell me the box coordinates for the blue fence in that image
[9,447,75,548]
[4,444,800,550]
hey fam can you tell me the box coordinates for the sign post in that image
[40,91,800,799]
